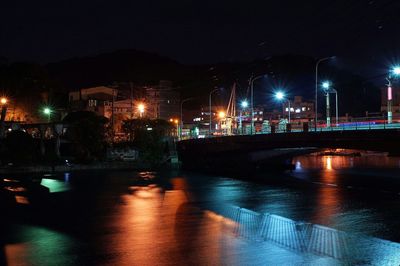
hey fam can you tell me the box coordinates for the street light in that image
[180,97,194,140]
[250,74,267,135]
[209,88,220,136]
[0,97,8,123]
[275,91,291,123]
[0,97,7,105]
[239,100,248,134]
[321,81,339,127]
[315,56,335,131]
[321,81,332,127]
[43,107,52,122]
[386,66,400,124]
[137,103,145,118]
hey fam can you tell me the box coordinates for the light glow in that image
[275,91,285,100]
[322,81,331,89]
[0,97,7,105]
[392,66,400,76]
[241,100,248,108]
[43,107,52,115]
[137,103,145,113]
[218,111,226,119]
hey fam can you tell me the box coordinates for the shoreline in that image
[0,161,166,175]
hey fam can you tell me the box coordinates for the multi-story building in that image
[145,80,180,120]
[68,86,117,117]
[282,96,314,120]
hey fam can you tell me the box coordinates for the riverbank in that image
[0,161,178,174]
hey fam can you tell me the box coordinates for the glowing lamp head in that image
[322,81,331,89]
[174,119,179,124]
[392,66,400,76]
[43,107,52,115]
[241,100,248,108]
[275,91,285,100]
[218,111,226,119]
[0,97,7,105]
[137,103,145,113]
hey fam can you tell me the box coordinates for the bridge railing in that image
[180,116,400,139]
[209,205,400,264]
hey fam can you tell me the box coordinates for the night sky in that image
[1,0,400,75]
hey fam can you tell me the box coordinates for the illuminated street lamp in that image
[321,81,339,128]
[0,97,7,105]
[322,81,332,127]
[275,91,291,123]
[315,56,335,130]
[43,107,52,122]
[218,111,226,119]
[239,100,248,134]
[0,97,8,124]
[137,103,145,118]
[386,66,400,124]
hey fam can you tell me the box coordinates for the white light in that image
[322,81,330,89]
[275,91,285,100]
[392,66,400,76]
[241,100,248,108]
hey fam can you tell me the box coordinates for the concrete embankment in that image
[0,161,150,174]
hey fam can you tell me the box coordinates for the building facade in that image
[145,80,180,120]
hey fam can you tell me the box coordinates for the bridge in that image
[177,127,400,172]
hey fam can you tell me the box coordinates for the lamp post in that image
[315,56,334,130]
[250,74,266,135]
[386,66,400,124]
[239,100,248,134]
[0,98,8,138]
[275,91,291,123]
[322,81,339,128]
[209,88,220,136]
[137,103,145,118]
[43,107,52,122]
[322,81,331,128]
[0,97,8,122]
[180,97,193,140]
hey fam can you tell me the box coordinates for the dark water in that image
[2,153,400,265]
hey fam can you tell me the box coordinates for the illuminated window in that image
[302,107,306,111]
[285,108,289,112]
[295,109,301,113]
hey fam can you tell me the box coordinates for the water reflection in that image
[294,152,400,171]
[93,175,228,265]
[4,225,76,265]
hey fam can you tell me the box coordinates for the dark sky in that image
[1,0,400,75]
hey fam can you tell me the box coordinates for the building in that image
[145,80,180,120]
[282,96,314,120]
[68,86,117,117]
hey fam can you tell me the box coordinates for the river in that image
[1,151,400,265]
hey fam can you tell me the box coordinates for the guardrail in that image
[180,118,400,140]
[211,205,400,264]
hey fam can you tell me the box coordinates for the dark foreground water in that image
[2,153,400,265]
